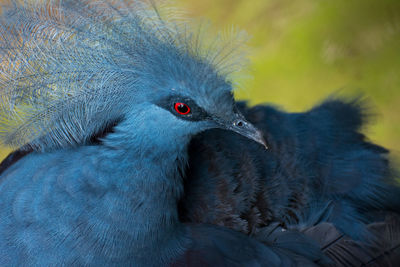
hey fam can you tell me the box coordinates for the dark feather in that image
[0,149,31,176]
[179,98,400,264]
[2,98,400,265]
[302,213,400,266]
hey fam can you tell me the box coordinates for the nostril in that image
[235,120,244,127]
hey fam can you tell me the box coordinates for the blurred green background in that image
[175,0,400,155]
[0,0,399,160]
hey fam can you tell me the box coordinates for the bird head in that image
[124,43,267,149]
[0,0,266,151]
[139,90,267,150]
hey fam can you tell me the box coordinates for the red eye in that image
[174,102,191,115]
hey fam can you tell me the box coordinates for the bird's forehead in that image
[196,89,235,114]
[148,48,233,101]
[167,79,235,113]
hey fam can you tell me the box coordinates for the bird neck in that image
[98,115,191,261]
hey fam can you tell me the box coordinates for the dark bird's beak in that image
[222,118,268,149]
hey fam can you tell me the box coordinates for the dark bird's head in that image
[0,0,266,152]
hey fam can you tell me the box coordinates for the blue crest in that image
[0,0,248,151]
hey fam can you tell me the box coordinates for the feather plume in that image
[0,0,248,151]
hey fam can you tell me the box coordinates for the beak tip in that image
[253,129,268,150]
[258,136,269,150]
[227,118,269,150]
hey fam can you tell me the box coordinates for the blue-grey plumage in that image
[5,98,400,266]
[180,98,400,265]
[0,109,273,265]
[2,0,399,266]
[0,0,279,266]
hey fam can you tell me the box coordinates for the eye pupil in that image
[174,102,191,115]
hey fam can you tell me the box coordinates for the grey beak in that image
[226,118,268,149]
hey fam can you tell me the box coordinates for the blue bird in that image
[1,0,400,266]
[0,0,310,266]
[4,98,400,266]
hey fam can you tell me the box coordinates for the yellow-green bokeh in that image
[1,0,399,160]
[175,0,400,155]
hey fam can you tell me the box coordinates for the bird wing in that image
[172,224,320,267]
[180,98,400,265]
[0,145,139,266]
[2,98,400,265]
[302,213,400,266]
